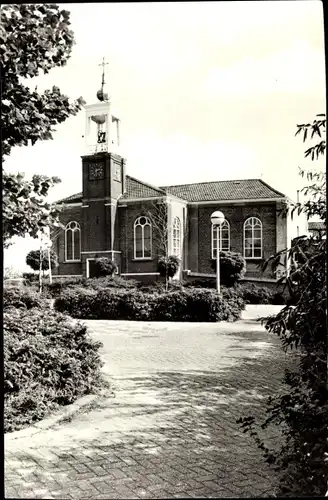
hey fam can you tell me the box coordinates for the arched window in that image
[134,216,152,259]
[172,217,181,256]
[212,220,230,258]
[244,217,262,258]
[65,221,81,261]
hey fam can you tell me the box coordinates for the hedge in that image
[237,283,286,305]
[41,275,139,298]
[54,286,245,322]
[4,286,50,310]
[4,307,106,433]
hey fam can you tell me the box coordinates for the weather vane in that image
[97,57,109,102]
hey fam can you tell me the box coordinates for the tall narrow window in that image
[65,221,81,261]
[172,217,181,256]
[212,220,230,258]
[244,217,262,258]
[134,216,152,259]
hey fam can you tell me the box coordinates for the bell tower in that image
[84,57,121,155]
[81,57,126,277]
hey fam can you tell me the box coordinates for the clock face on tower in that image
[89,163,104,180]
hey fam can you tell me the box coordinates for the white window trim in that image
[211,220,230,259]
[134,216,152,260]
[243,216,263,259]
[65,221,81,262]
[172,216,181,257]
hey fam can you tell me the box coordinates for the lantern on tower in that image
[84,57,120,155]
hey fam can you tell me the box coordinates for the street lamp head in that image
[211,210,225,226]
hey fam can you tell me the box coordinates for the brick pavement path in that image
[5,306,291,499]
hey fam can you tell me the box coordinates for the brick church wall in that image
[118,199,164,276]
[53,205,83,276]
[187,202,277,279]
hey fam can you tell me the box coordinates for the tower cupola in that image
[84,57,120,155]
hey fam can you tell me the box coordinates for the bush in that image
[237,283,286,305]
[93,257,116,278]
[55,287,100,318]
[26,248,58,272]
[22,272,39,283]
[3,286,50,310]
[190,278,216,289]
[211,251,246,287]
[54,286,245,322]
[84,276,139,290]
[4,307,106,433]
[39,276,140,299]
[137,279,188,293]
[42,276,85,298]
[157,255,180,279]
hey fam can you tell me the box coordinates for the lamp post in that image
[211,211,225,294]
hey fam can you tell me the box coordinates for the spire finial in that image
[97,57,109,102]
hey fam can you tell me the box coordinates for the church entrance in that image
[86,259,98,279]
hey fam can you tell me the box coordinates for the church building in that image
[53,65,307,284]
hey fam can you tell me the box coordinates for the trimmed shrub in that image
[26,248,58,272]
[55,287,99,318]
[43,275,139,298]
[42,276,85,298]
[238,283,286,305]
[4,307,106,433]
[157,255,180,279]
[93,257,116,278]
[4,286,49,310]
[22,272,39,283]
[54,287,245,322]
[211,251,246,287]
[137,280,188,293]
[190,278,216,289]
[84,276,139,290]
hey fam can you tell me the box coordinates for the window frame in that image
[133,216,152,260]
[243,216,263,259]
[64,221,81,262]
[172,216,181,257]
[211,219,230,259]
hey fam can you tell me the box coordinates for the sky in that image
[4,1,326,273]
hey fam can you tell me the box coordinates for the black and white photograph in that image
[3,1,326,498]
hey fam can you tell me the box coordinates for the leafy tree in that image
[3,173,63,247]
[93,258,117,278]
[1,3,85,159]
[1,4,85,247]
[26,249,59,272]
[237,114,327,497]
[210,251,246,287]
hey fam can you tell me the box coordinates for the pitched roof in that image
[55,175,166,205]
[161,179,286,202]
[56,177,286,205]
[308,221,325,231]
[56,192,82,204]
[120,175,166,199]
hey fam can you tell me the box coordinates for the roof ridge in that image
[161,178,263,189]
[126,174,166,194]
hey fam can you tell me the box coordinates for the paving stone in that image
[5,314,287,499]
